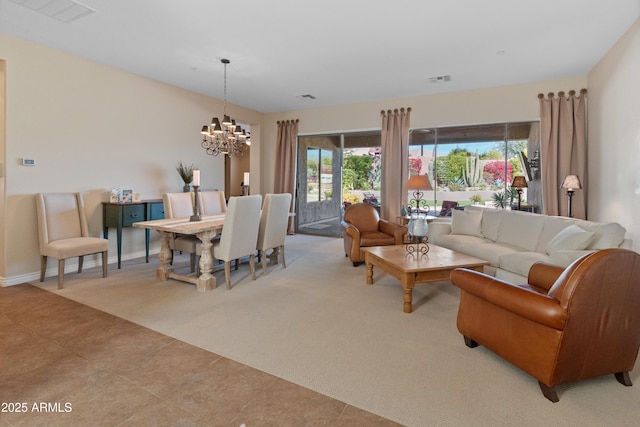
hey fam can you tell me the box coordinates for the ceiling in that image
[2,0,639,113]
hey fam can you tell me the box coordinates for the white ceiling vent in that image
[11,0,96,23]
[429,75,452,84]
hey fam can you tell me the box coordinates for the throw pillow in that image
[545,224,595,254]
[451,209,483,237]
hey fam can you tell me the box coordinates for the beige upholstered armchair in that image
[340,203,407,266]
[257,193,292,275]
[450,248,640,402]
[35,193,108,289]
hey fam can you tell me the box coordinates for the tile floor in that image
[0,284,402,426]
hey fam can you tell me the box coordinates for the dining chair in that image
[162,192,198,271]
[36,193,108,289]
[257,193,292,275]
[213,195,262,289]
[198,190,227,215]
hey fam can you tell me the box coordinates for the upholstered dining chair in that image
[450,248,640,402]
[340,203,407,266]
[256,193,292,275]
[162,192,198,271]
[213,195,262,289]
[198,190,227,215]
[36,192,108,289]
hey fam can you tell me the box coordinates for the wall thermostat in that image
[22,158,36,166]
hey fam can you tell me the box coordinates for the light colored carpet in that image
[36,234,640,426]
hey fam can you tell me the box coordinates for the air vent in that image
[296,94,317,100]
[11,0,96,23]
[429,75,452,84]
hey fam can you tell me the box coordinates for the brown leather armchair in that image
[340,203,407,266]
[450,248,640,402]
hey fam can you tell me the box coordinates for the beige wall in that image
[588,18,640,252]
[0,34,263,284]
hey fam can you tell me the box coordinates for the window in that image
[409,122,538,214]
[306,148,333,202]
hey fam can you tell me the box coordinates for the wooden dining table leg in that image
[156,232,172,281]
[195,229,217,292]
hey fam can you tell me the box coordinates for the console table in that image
[102,199,164,268]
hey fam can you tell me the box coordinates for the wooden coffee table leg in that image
[366,261,374,285]
[402,275,415,313]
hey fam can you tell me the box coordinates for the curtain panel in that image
[539,90,587,218]
[381,108,411,221]
[275,119,299,234]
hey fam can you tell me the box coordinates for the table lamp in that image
[561,174,581,217]
[511,175,527,211]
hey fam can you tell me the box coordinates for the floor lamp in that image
[561,175,582,218]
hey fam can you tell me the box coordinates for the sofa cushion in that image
[496,211,545,252]
[462,242,521,267]
[481,209,503,242]
[578,221,627,249]
[545,224,594,254]
[435,234,486,253]
[451,209,482,237]
[536,216,577,253]
[499,252,552,278]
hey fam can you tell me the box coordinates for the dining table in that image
[133,214,225,292]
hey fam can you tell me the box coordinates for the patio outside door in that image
[296,135,342,237]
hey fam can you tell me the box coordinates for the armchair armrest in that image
[528,262,565,292]
[450,268,567,331]
[379,219,408,244]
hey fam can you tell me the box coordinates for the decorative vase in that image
[400,205,407,216]
[183,184,191,192]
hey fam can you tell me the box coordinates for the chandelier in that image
[200,59,250,157]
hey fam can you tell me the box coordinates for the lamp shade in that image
[511,175,528,189]
[561,175,582,191]
[406,174,433,191]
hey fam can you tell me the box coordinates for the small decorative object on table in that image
[122,189,133,203]
[405,174,433,256]
[110,188,122,203]
[190,170,202,221]
[177,161,195,192]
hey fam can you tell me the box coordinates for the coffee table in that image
[361,244,489,313]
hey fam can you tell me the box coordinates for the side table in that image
[102,199,164,268]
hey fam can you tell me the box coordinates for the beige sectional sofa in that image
[428,206,632,283]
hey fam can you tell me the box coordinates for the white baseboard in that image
[0,249,158,287]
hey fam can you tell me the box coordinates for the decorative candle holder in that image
[190,185,202,221]
[406,213,429,256]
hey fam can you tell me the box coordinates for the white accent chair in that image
[35,193,108,289]
[213,195,262,289]
[257,193,292,275]
[162,192,198,271]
